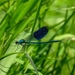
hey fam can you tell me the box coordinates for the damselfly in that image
[16,26,61,46]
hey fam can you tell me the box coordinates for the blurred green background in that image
[0,0,75,75]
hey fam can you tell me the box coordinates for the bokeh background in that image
[0,0,75,75]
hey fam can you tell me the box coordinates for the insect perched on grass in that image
[15,26,60,46]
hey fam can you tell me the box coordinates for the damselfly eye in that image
[15,41,19,44]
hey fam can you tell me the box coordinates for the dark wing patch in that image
[33,26,48,40]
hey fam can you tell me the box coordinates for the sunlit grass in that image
[0,0,75,75]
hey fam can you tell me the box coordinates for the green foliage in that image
[0,0,75,75]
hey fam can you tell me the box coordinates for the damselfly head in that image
[15,39,26,46]
[15,41,19,44]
